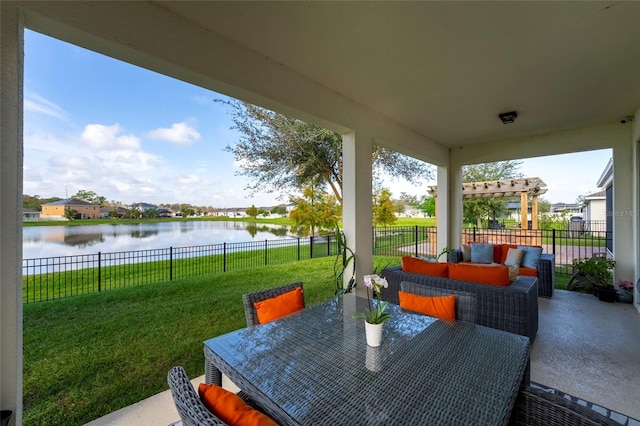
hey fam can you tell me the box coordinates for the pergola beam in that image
[429,177,547,230]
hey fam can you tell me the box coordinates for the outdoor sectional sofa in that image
[380,264,539,342]
[449,243,555,298]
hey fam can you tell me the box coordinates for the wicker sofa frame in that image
[509,386,616,425]
[381,265,538,341]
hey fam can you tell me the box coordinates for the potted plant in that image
[616,279,634,304]
[569,256,616,302]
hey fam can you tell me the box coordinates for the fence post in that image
[223,242,227,272]
[98,252,101,293]
[169,247,173,281]
[414,225,419,257]
[297,238,301,261]
[310,236,314,258]
[552,229,556,255]
[264,240,268,265]
[327,233,331,256]
[473,227,477,241]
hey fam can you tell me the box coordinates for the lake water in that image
[23,221,295,259]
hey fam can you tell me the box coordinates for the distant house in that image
[22,209,40,221]
[550,202,582,215]
[100,206,129,219]
[157,208,174,217]
[41,199,100,219]
[130,202,158,213]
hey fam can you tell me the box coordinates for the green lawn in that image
[22,255,399,425]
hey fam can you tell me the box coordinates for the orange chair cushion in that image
[398,292,456,320]
[198,383,278,426]
[401,256,449,277]
[254,287,304,324]
[448,263,511,286]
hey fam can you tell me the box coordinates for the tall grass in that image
[23,256,399,425]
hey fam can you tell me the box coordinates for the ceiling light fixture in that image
[499,111,518,124]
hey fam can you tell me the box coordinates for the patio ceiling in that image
[153,1,640,148]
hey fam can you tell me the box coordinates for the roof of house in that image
[43,198,96,206]
[585,190,606,199]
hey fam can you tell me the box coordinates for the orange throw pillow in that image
[198,383,278,426]
[398,292,456,320]
[401,256,449,277]
[254,287,304,324]
[448,263,510,286]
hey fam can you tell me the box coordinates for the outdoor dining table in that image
[203,295,531,425]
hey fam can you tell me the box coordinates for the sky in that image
[23,30,612,208]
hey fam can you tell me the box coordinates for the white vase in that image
[365,321,383,347]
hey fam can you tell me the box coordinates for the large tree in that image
[373,188,397,226]
[221,100,433,204]
[71,190,106,207]
[462,161,523,227]
[289,185,340,236]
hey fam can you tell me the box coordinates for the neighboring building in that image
[596,158,613,253]
[41,199,100,219]
[582,190,606,223]
[22,209,40,221]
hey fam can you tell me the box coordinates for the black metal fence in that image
[22,234,338,303]
[22,224,611,303]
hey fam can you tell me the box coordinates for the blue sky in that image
[23,30,611,208]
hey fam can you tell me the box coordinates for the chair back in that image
[400,281,477,323]
[167,366,225,426]
[242,282,304,326]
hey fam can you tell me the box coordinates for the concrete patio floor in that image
[85,289,640,426]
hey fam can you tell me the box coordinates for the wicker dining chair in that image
[399,281,477,323]
[508,386,616,426]
[242,282,304,326]
[167,366,226,426]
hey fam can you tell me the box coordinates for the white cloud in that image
[81,123,140,150]
[48,155,93,170]
[24,93,68,120]
[177,174,200,184]
[146,121,201,145]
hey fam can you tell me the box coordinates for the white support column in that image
[634,105,640,312]
[444,163,463,250]
[1,2,24,423]
[436,166,449,254]
[342,131,373,298]
[612,141,634,292]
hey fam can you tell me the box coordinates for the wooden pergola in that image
[428,177,547,229]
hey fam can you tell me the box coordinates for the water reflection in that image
[23,221,296,259]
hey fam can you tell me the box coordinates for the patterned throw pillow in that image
[504,248,524,267]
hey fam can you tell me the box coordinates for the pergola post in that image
[521,191,528,230]
[532,195,539,229]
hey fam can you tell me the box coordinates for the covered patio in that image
[84,289,640,425]
[2,2,640,424]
